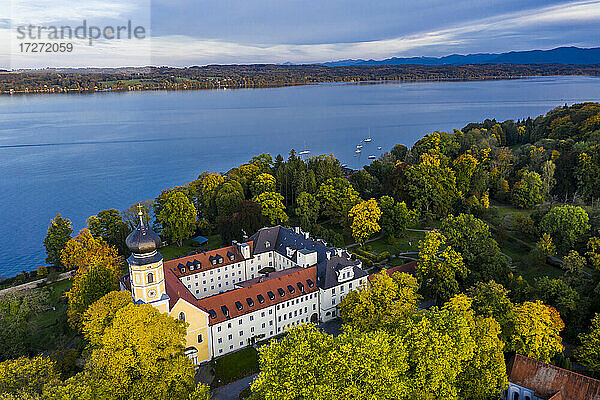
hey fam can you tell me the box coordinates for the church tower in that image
[126,206,169,313]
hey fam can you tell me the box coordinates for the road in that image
[212,374,258,400]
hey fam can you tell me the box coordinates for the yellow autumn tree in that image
[339,270,420,333]
[85,303,195,400]
[82,291,132,348]
[506,301,564,363]
[348,199,382,244]
[60,228,120,273]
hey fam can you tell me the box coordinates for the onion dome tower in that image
[126,205,169,312]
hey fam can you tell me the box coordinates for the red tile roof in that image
[195,266,318,325]
[507,353,600,400]
[368,261,417,282]
[164,242,253,277]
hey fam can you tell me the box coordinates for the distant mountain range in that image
[312,46,600,67]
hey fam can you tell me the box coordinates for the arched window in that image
[179,312,186,322]
[513,392,519,400]
[147,272,154,284]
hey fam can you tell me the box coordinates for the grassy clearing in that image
[30,278,75,353]
[160,234,224,261]
[365,230,426,255]
[210,347,259,387]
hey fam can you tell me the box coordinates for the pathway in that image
[212,374,258,400]
[0,271,73,295]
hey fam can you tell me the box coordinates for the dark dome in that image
[126,212,162,254]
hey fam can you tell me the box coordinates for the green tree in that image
[378,196,417,238]
[467,280,514,338]
[0,291,49,360]
[43,214,73,267]
[250,173,276,197]
[295,192,319,228]
[339,270,420,333]
[577,313,600,373]
[417,231,467,303]
[533,277,579,320]
[540,160,556,199]
[122,200,153,230]
[453,153,479,196]
[82,291,132,349]
[85,303,195,400]
[200,173,225,219]
[512,171,544,209]
[215,181,244,216]
[441,214,509,283]
[157,191,197,247]
[249,153,274,175]
[406,151,458,217]
[66,260,120,330]
[587,232,600,270]
[316,178,360,226]
[86,210,130,255]
[540,205,590,254]
[253,192,288,225]
[348,199,382,244]
[506,301,564,363]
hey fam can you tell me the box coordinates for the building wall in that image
[209,291,319,358]
[170,300,211,364]
[181,260,248,299]
[504,383,536,400]
[319,276,367,322]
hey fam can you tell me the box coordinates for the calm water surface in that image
[1,76,600,275]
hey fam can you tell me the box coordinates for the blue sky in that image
[3,0,600,68]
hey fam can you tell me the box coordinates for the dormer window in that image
[287,285,295,294]
[307,279,314,288]
[235,301,243,311]
[297,282,305,293]
[221,305,230,317]
[267,291,275,300]
[277,288,285,297]
[218,257,224,263]
[265,241,271,248]
[257,294,265,303]
[246,298,254,307]
[208,309,217,319]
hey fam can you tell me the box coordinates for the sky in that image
[1,0,600,68]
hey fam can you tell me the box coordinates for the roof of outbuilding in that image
[368,261,417,282]
[507,353,600,400]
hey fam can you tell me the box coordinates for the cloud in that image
[149,0,600,65]
[2,0,600,68]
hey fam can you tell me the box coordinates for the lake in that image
[1,76,600,276]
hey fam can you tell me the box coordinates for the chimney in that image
[326,251,331,260]
[295,226,301,234]
[304,232,310,239]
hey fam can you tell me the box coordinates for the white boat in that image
[353,154,359,157]
[341,163,348,167]
[377,146,382,150]
[356,144,363,149]
[355,149,361,154]
[298,150,311,155]
[364,137,372,143]
[368,155,376,159]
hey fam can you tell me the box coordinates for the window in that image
[197,334,203,343]
[178,312,186,321]
[147,272,154,284]
[218,338,222,343]
[217,326,221,332]
[239,319,243,325]
[239,331,244,336]
[250,315,254,321]
[251,327,254,333]
[228,334,232,340]
[228,323,232,329]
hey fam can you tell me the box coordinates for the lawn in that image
[29,278,76,354]
[210,347,259,387]
[365,230,426,255]
[160,234,224,261]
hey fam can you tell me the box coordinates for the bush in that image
[514,214,539,238]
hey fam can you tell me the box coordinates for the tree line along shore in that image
[2,63,600,94]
